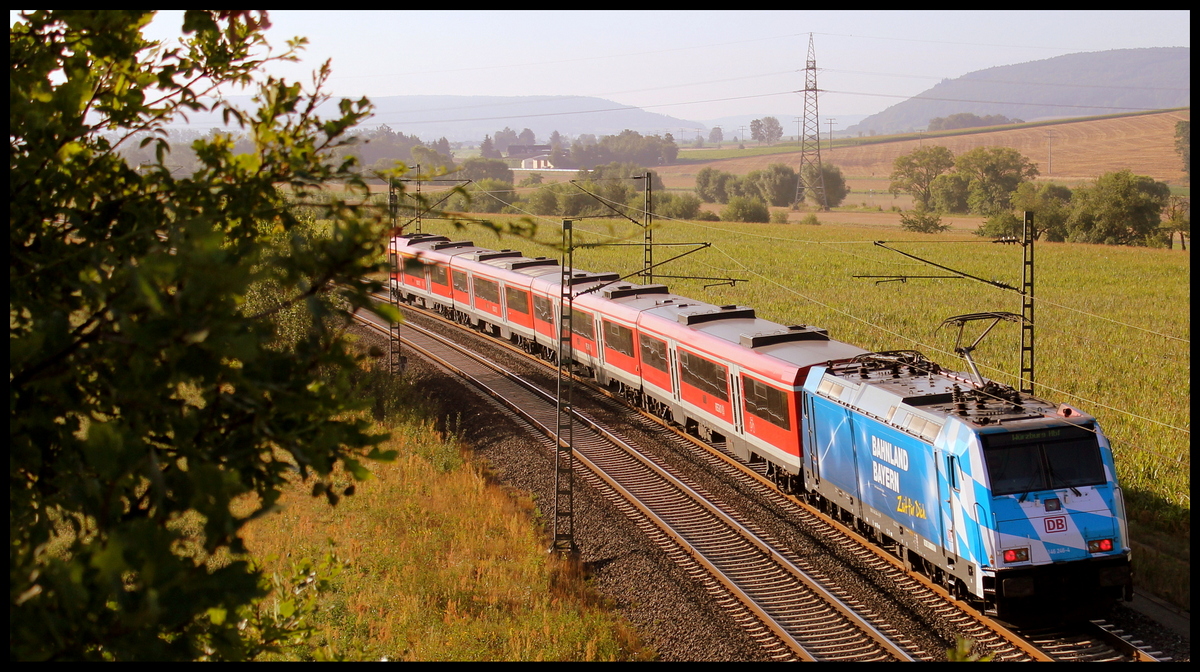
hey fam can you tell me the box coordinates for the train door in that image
[730,369,743,434]
[668,346,681,403]
[938,452,960,560]
[804,394,820,486]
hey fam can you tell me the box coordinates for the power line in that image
[701,244,1190,440]
[820,67,1192,92]
[821,88,1178,112]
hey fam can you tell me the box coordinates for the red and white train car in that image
[389,232,865,482]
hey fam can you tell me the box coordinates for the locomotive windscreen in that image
[982,425,1106,496]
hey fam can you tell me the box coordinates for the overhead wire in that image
[561,197,1190,437]
[410,186,1189,456]
[699,242,1190,441]
[427,179,1190,347]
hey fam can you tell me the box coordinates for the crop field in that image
[661,109,1191,192]
[409,215,1189,590]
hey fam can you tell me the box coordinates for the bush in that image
[973,211,1022,238]
[770,210,789,224]
[800,213,822,226]
[646,192,702,220]
[899,208,950,233]
[720,196,770,223]
[446,178,515,213]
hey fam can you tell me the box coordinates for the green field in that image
[410,215,1189,564]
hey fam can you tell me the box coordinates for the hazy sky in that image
[17,10,1192,129]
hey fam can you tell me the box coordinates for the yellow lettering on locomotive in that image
[896,495,928,520]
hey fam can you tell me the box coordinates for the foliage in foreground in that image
[10,10,396,660]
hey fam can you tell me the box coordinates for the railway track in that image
[1014,620,1167,662]
[352,298,1166,662]
[353,307,917,661]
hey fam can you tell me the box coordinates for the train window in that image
[403,258,424,282]
[984,444,1045,496]
[906,415,928,437]
[533,295,554,323]
[947,455,960,491]
[817,377,845,400]
[921,421,942,442]
[921,424,938,441]
[679,350,729,401]
[1043,439,1106,489]
[742,376,790,430]
[452,270,469,293]
[904,414,942,442]
[983,425,1105,496]
[639,334,668,372]
[570,308,594,340]
[473,277,500,305]
[430,264,448,287]
[603,320,634,357]
[505,286,530,314]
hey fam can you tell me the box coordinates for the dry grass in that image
[238,366,651,661]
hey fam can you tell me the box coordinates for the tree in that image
[447,178,516,214]
[11,11,394,660]
[954,146,1039,215]
[410,145,454,174]
[695,167,730,203]
[802,163,850,208]
[694,167,716,202]
[708,126,724,145]
[1160,195,1189,250]
[517,127,537,146]
[1066,170,1172,245]
[457,157,513,183]
[635,192,702,220]
[750,117,783,145]
[889,145,955,210]
[928,172,971,214]
[479,134,502,159]
[558,130,677,170]
[493,126,519,154]
[928,113,1021,132]
[1007,182,1073,241]
[746,164,798,207]
[1175,120,1189,181]
[761,117,783,145]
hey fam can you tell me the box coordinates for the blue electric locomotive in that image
[802,351,1132,619]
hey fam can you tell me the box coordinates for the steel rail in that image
[351,308,915,661]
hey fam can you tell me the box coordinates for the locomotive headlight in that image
[1002,548,1029,563]
[1088,538,1114,553]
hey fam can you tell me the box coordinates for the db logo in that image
[1044,516,1068,533]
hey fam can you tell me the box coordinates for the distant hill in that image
[846,47,1190,136]
[365,95,707,143]
[169,94,707,145]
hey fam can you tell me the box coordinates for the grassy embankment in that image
[407,213,1189,611]
[237,361,651,661]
